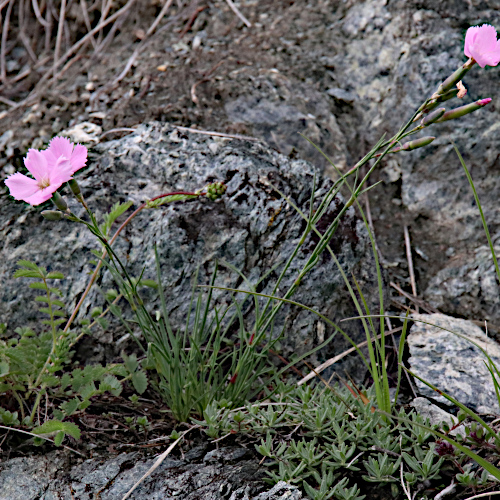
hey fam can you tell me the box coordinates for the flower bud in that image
[41,210,63,221]
[52,191,68,211]
[68,179,84,202]
[414,89,459,121]
[400,136,436,151]
[206,181,227,201]
[421,108,446,127]
[435,98,492,123]
[435,59,475,96]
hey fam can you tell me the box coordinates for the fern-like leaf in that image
[99,200,133,236]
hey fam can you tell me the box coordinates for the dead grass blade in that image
[120,426,197,500]
[297,327,402,386]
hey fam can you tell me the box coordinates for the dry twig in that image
[404,225,418,308]
[174,125,258,141]
[0,0,14,85]
[297,327,402,386]
[120,426,197,500]
[0,424,85,456]
[224,0,251,28]
[53,0,67,75]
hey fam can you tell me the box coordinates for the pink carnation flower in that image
[4,137,87,206]
[42,136,87,175]
[464,24,500,68]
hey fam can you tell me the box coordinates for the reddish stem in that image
[63,191,204,334]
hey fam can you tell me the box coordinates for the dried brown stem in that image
[31,0,50,27]
[403,225,418,311]
[53,0,67,76]
[224,0,251,27]
[146,0,174,38]
[80,0,97,50]
[0,0,14,85]
[18,0,38,64]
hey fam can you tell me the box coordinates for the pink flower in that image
[4,137,87,206]
[464,24,500,68]
[42,136,87,175]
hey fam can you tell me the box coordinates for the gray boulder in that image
[0,122,380,375]
[424,244,500,325]
[330,0,500,322]
[0,448,302,500]
[408,313,500,414]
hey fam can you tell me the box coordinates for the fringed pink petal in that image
[4,173,41,202]
[24,149,49,180]
[70,144,88,173]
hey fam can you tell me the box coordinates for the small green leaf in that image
[29,282,48,290]
[138,279,158,289]
[46,272,64,280]
[109,304,122,316]
[61,398,79,417]
[32,419,81,440]
[96,317,109,330]
[105,289,119,301]
[14,270,41,279]
[0,360,9,377]
[53,430,65,447]
[16,259,39,270]
[91,307,103,318]
[78,400,91,410]
[131,371,148,394]
[100,374,122,396]
[0,408,19,425]
[122,352,138,373]
[100,201,133,236]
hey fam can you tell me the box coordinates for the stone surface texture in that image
[330,0,500,323]
[424,245,500,326]
[408,313,500,414]
[0,123,379,372]
[410,397,465,437]
[0,448,302,500]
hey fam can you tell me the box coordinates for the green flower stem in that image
[11,388,26,423]
[62,191,204,334]
[28,387,44,425]
[32,275,61,390]
[454,144,500,286]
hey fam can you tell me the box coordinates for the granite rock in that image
[423,244,500,326]
[0,448,302,500]
[0,122,380,375]
[410,397,465,437]
[408,313,500,414]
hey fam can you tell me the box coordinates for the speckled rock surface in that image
[0,122,380,374]
[424,245,500,326]
[334,0,500,243]
[408,313,500,414]
[325,0,500,326]
[410,397,465,437]
[0,448,302,500]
